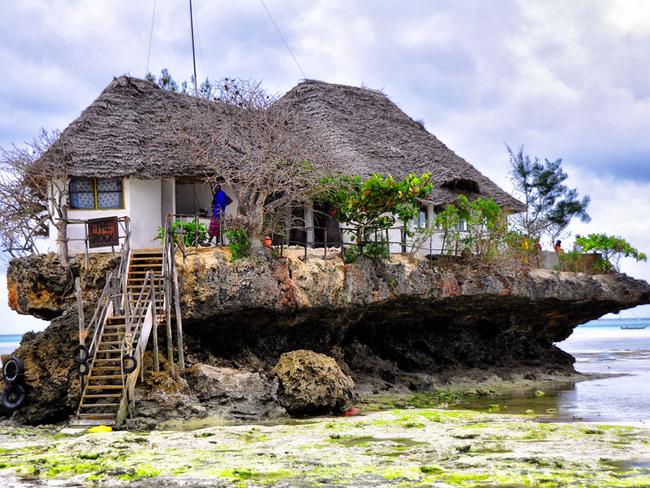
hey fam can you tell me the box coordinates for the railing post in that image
[171,248,185,370]
[194,215,198,248]
[151,280,160,372]
[75,277,85,346]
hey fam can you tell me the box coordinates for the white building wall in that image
[46,178,164,255]
[128,179,162,249]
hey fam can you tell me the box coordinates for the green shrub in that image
[343,246,360,264]
[559,250,580,272]
[363,237,390,260]
[576,233,647,272]
[156,220,208,247]
[224,228,251,261]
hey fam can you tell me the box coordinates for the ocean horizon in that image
[0,334,23,356]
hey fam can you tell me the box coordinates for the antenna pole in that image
[189,0,198,95]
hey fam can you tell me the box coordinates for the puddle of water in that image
[330,435,427,447]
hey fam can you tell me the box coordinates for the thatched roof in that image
[281,80,522,211]
[40,76,523,211]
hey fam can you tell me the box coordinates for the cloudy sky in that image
[1,0,649,333]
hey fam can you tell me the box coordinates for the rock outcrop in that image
[273,350,355,415]
[7,253,117,320]
[4,248,650,424]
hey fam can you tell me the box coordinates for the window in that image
[69,177,123,210]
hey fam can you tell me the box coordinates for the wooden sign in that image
[87,217,119,248]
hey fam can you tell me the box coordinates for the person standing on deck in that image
[208,184,232,245]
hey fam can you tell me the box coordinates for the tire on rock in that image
[72,345,89,365]
[1,383,26,411]
[122,354,137,374]
[2,356,24,383]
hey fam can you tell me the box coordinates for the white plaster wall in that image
[49,178,164,255]
[161,178,175,223]
[129,179,162,249]
[64,180,131,255]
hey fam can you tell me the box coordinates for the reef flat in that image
[1,403,649,487]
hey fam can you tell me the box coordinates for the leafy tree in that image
[145,68,216,99]
[508,145,590,243]
[0,130,70,263]
[576,233,647,272]
[318,173,433,258]
[435,195,507,259]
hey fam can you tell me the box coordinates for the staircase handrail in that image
[80,224,131,353]
[85,271,115,357]
[125,270,154,340]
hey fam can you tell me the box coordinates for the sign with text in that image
[87,217,119,248]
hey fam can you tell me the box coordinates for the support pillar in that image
[304,204,315,248]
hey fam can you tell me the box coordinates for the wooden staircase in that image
[126,250,165,316]
[73,249,165,426]
[75,316,126,424]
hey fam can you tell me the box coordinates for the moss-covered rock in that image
[273,350,355,415]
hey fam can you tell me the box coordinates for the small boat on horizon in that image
[620,325,647,330]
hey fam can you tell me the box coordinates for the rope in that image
[259,0,307,79]
[146,0,157,74]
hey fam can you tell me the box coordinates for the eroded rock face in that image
[7,254,72,320]
[4,307,81,424]
[273,350,355,415]
[185,364,285,419]
[4,249,650,424]
[7,253,118,320]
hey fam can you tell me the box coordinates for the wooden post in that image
[75,277,85,345]
[304,205,315,248]
[171,251,185,370]
[83,220,90,270]
[56,195,70,268]
[165,253,175,376]
[151,281,160,372]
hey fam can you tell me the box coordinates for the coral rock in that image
[273,350,355,415]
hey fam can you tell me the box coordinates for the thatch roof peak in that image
[39,75,523,211]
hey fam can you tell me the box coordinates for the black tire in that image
[2,356,24,384]
[122,354,137,374]
[1,383,26,412]
[76,361,89,377]
[72,345,89,365]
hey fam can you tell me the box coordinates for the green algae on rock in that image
[1,407,649,486]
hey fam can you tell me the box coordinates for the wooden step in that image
[88,375,123,381]
[77,413,116,420]
[85,385,124,390]
[83,393,122,399]
[91,366,122,372]
[69,419,116,427]
[80,403,120,408]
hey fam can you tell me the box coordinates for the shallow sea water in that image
[442,319,650,424]
[554,318,650,423]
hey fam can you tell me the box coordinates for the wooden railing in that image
[162,214,185,372]
[76,223,131,357]
[116,271,157,426]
